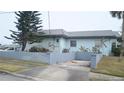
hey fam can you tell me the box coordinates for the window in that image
[95,40,102,47]
[70,40,76,47]
[56,39,59,42]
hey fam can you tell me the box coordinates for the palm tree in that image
[110,11,124,60]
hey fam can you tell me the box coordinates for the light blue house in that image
[25,29,120,55]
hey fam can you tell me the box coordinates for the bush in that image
[79,46,90,52]
[62,48,69,53]
[29,47,38,52]
[113,47,121,56]
[8,47,14,50]
[111,43,121,56]
[92,46,101,53]
[39,48,49,52]
[29,47,49,52]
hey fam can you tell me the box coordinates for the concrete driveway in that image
[18,61,90,81]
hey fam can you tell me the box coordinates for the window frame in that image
[56,38,59,43]
[70,40,77,47]
[95,39,102,48]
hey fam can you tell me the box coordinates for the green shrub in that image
[8,47,14,50]
[111,42,121,56]
[62,48,69,53]
[92,46,101,53]
[39,47,49,52]
[29,47,38,52]
[79,46,91,52]
[29,47,49,52]
[113,47,121,56]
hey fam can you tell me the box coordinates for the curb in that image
[0,70,46,81]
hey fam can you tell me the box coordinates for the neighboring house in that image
[25,29,120,55]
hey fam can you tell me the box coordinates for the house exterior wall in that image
[25,37,117,55]
[66,39,95,52]
[59,37,67,52]
[65,38,117,55]
[25,38,61,52]
[99,39,116,55]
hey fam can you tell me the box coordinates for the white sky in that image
[0,11,122,44]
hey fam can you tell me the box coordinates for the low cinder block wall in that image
[0,51,103,68]
[75,52,103,68]
[90,54,103,69]
[49,52,75,64]
[75,52,94,61]
[0,51,75,64]
[0,51,50,64]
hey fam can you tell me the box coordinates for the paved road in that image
[0,72,32,81]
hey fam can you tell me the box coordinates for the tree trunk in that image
[119,18,124,61]
[21,41,27,51]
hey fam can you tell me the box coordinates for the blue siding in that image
[25,36,117,56]
[66,38,116,55]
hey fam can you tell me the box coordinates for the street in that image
[0,72,32,81]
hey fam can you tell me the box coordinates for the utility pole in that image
[48,11,52,51]
[48,11,51,34]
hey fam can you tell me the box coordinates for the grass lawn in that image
[91,56,124,77]
[0,63,25,72]
[0,57,47,73]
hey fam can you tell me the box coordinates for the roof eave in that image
[65,36,118,39]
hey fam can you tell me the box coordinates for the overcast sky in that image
[0,11,122,44]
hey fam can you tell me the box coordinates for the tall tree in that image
[5,11,44,51]
[110,11,124,60]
